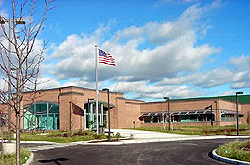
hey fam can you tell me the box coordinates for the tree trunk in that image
[16,68,21,165]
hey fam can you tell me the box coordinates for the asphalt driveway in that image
[30,138,233,165]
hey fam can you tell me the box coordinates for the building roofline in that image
[142,95,250,105]
[22,86,124,95]
[116,97,145,103]
[170,95,250,104]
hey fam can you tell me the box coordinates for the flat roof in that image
[171,95,250,104]
[143,95,250,104]
[22,86,124,95]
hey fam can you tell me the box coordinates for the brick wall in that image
[141,99,221,112]
[2,86,249,131]
[116,98,142,128]
[241,104,250,124]
[140,99,244,127]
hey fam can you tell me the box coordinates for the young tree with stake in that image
[0,0,54,164]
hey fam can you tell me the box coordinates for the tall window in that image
[84,102,107,130]
[23,102,59,130]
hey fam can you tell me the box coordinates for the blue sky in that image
[1,0,250,101]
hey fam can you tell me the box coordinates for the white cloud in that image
[0,0,8,18]
[109,80,202,99]
[219,90,235,96]
[36,77,60,90]
[230,55,250,71]
[158,75,195,85]
[158,67,234,88]
[230,55,250,89]
[193,68,234,88]
[48,3,220,84]
[0,77,7,91]
[61,79,95,89]
[231,82,250,89]
[36,1,248,100]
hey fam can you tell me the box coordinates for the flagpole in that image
[95,45,99,135]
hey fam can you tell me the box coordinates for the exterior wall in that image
[216,121,237,126]
[241,104,250,124]
[81,88,124,130]
[116,99,142,128]
[59,94,72,131]
[1,85,249,131]
[141,122,212,127]
[140,99,220,112]
[13,86,124,131]
[22,88,61,105]
[57,87,123,131]
[171,99,219,111]
[140,102,166,113]
[0,103,8,131]
[218,99,237,111]
[140,99,242,127]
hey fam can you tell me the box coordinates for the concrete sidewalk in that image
[111,129,191,139]
[21,129,250,147]
[85,129,250,145]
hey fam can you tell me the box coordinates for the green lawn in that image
[3,130,108,143]
[216,140,250,162]
[22,130,108,143]
[132,125,250,135]
[0,147,31,165]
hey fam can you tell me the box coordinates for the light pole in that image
[205,105,213,126]
[164,97,171,131]
[236,91,243,136]
[88,98,94,112]
[214,101,218,126]
[102,88,111,140]
[0,16,25,143]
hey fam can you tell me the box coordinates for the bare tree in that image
[156,102,167,130]
[0,0,54,164]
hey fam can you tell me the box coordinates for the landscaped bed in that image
[20,130,107,143]
[0,147,31,165]
[216,140,250,162]
[2,130,110,143]
[132,125,250,135]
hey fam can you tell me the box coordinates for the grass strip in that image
[131,125,250,135]
[0,147,31,165]
[20,130,107,143]
[216,140,250,162]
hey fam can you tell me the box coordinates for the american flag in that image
[99,49,115,66]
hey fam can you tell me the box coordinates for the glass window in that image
[23,102,59,130]
[143,116,151,123]
[221,114,235,121]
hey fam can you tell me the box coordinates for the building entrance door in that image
[84,102,106,130]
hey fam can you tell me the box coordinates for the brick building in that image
[0,86,249,131]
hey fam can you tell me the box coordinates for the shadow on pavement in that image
[38,157,69,165]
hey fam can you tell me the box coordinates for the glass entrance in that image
[84,102,107,130]
[23,102,59,130]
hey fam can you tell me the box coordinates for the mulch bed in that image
[241,142,250,151]
[88,139,120,143]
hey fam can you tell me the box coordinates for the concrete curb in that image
[20,136,250,147]
[23,152,34,165]
[82,136,250,145]
[20,141,57,144]
[212,149,250,165]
